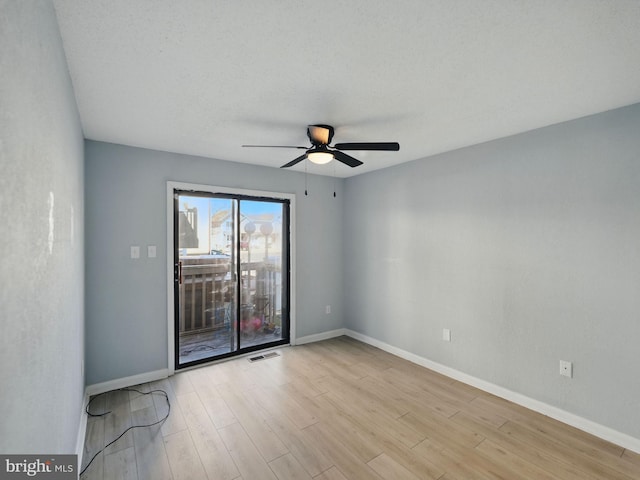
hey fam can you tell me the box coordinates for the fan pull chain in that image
[333,163,337,197]
[305,159,308,196]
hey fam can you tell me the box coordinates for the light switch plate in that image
[148,245,156,258]
[131,246,140,259]
[443,328,451,342]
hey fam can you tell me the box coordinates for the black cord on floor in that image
[79,388,170,477]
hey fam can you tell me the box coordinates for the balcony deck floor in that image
[178,328,284,365]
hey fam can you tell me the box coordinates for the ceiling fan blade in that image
[242,145,307,149]
[334,142,400,151]
[280,153,307,168]
[333,150,363,168]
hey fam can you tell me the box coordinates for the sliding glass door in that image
[174,190,290,368]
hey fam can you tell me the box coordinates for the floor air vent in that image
[248,351,280,363]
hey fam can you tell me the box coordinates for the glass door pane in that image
[238,199,288,350]
[176,194,237,366]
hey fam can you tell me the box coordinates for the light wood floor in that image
[81,336,640,480]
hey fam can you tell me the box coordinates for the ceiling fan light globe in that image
[308,151,334,164]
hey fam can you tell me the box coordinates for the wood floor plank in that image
[131,405,173,480]
[451,410,603,480]
[313,466,349,480]
[454,399,508,429]
[219,422,279,480]
[499,421,636,480]
[439,445,529,480]
[169,370,195,396]
[474,438,560,480]
[163,429,208,480]
[103,390,133,455]
[399,410,484,450]
[81,416,105,480]
[277,347,334,380]
[622,449,640,468]
[412,372,479,405]
[471,394,549,425]
[261,412,334,477]
[512,421,639,479]
[217,381,289,462]
[321,338,379,366]
[473,393,626,461]
[268,453,313,480]
[177,391,240,480]
[252,383,319,429]
[303,424,385,480]
[103,446,137,480]
[367,367,461,418]
[519,412,624,459]
[149,378,188,438]
[361,372,461,422]
[302,343,370,381]
[201,392,238,429]
[331,336,389,361]
[411,438,520,480]
[318,373,409,420]
[186,366,221,400]
[311,395,384,463]
[315,392,443,479]
[411,438,492,480]
[128,385,154,412]
[378,442,444,480]
[204,358,242,385]
[367,453,422,480]
[249,354,291,386]
[188,366,238,428]
[282,374,328,399]
[358,374,417,417]
[322,390,425,449]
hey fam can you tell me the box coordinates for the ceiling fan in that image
[242,124,400,168]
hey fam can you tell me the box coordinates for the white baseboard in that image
[85,369,171,397]
[294,328,346,345]
[343,329,640,454]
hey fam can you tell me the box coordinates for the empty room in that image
[1,1,640,479]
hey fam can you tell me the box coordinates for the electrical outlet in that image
[443,328,451,342]
[559,360,573,378]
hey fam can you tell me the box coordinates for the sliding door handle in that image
[175,261,183,284]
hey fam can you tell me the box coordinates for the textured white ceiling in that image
[53,0,640,177]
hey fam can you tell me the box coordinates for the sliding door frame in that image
[166,181,296,374]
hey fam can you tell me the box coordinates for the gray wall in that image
[0,1,85,453]
[84,141,344,385]
[344,103,640,439]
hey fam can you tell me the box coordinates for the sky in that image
[179,194,285,253]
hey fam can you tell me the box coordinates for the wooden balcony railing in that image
[178,258,281,336]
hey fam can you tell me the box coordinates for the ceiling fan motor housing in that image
[307,124,334,146]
